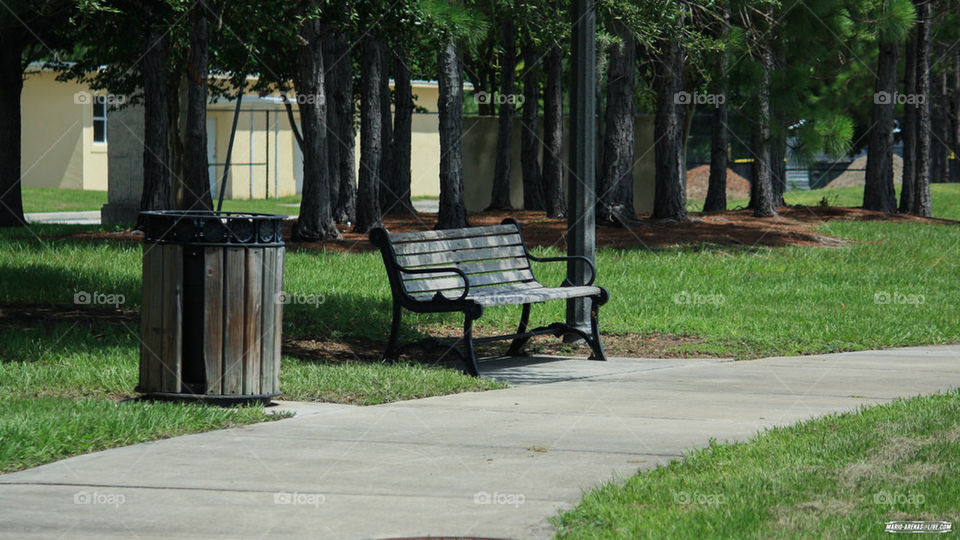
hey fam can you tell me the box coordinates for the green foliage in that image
[792,114,855,162]
[849,0,917,43]
[417,0,490,50]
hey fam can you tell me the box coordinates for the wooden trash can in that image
[138,211,286,404]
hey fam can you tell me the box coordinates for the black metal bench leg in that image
[587,297,608,361]
[384,300,402,361]
[505,303,532,356]
[462,315,480,376]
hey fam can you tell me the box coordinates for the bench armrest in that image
[526,254,597,286]
[398,265,471,302]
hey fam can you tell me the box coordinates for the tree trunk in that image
[322,33,342,222]
[138,15,171,228]
[521,42,545,211]
[703,102,729,212]
[864,37,899,213]
[597,20,636,225]
[330,33,356,224]
[770,45,787,208]
[953,48,960,182]
[913,0,932,216]
[0,36,25,227]
[436,41,468,229]
[900,29,917,213]
[166,65,187,205]
[489,20,517,210]
[750,45,777,218]
[468,60,496,117]
[181,10,212,211]
[771,128,787,207]
[542,43,565,218]
[703,8,729,214]
[387,53,414,214]
[292,15,340,241]
[931,58,949,184]
[378,50,394,211]
[354,37,384,233]
[652,37,687,220]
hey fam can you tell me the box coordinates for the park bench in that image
[369,218,609,376]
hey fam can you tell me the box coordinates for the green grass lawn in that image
[21,188,107,213]
[2,184,958,478]
[0,321,278,473]
[553,389,960,539]
[3,213,957,360]
[779,184,960,221]
[20,187,301,216]
[29,183,960,220]
[690,183,960,220]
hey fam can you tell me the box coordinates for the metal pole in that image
[567,0,597,334]
[249,110,255,198]
[274,112,280,198]
[216,91,244,212]
[265,110,270,199]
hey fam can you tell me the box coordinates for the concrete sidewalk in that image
[25,210,102,225]
[1,345,958,539]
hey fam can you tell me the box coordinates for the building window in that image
[93,95,107,144]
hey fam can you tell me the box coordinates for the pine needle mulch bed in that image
[279,206,956,252]
[64,205,957,253]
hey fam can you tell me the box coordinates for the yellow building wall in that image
[20,70,102,190]
[348,112,655,212]
[19,74,658,213]
[83,104,109,191]
[208,106,300,199]
[455,115,655,213]
[410,114,442,198]
[410,82,440,113]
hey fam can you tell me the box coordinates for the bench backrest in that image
[373,222,537,299]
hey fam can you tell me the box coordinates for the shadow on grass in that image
[0,292,459,369]
[0,262,142,307]
[280,291,474,370]
[0,314,138,364]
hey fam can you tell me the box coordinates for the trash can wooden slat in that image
[137,211,285,404]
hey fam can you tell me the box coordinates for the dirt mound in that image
[827,155,903,188]
[686,165,752,201]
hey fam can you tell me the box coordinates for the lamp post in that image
[566,0,597,333]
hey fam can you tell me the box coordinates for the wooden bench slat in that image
[410,281,543,301]
[391,233,522,256]
[400,257,531,281]
[469,285,602,306]
[389,224,518,243]
[403,270,536,293]
[397,245,526,267]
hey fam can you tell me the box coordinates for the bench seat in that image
[415,284,605,306]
